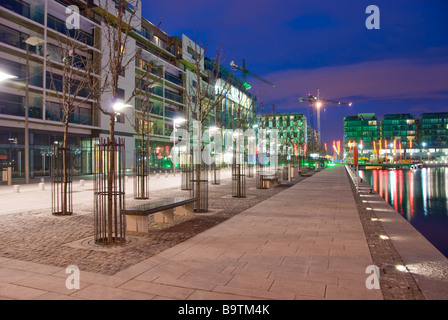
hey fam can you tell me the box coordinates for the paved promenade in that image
[0,165,446,300]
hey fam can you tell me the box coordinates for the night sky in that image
[142,0,448,146]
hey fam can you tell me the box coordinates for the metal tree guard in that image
[134,148,150,199]
[181,151,193,190]
[256,162,267,189]
[247,163,254,178]
[232,151,246,197]
[94,138,126,245]
[190,163,208,212]
[51,145,73,215]
[210,162,220,185]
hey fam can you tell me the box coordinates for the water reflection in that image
[361,167,448,258]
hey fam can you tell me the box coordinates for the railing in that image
[165,72,183,86]
[47,15,94,47]
[135,58,163,77]
[0,0,44,24]
[164,89,183,104]
[46,73,90,98]
[150,86,163,98]
[45,111,93,126]
[0,100,42,119]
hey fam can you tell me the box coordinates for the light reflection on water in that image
[361,167,448,258]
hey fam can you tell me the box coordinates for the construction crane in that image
[230,59,275,90]
[299,89,352,145]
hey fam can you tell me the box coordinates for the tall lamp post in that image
[24,36,45,184]
[173,117,186,174]
[422,142,427,162]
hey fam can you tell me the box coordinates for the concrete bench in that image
[261,175,279,188]
[124,197,196,233]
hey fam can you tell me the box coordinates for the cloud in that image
[255,57,448,144]
[261,58,448,109]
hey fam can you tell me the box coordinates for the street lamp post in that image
[422,142,427,162]
[24,36,45,184]
[173,117,186,174]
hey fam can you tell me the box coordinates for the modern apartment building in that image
[343,113,378,155]
[343,112,448,162]
[0,0,100,178]
[258,113,308,162]
[380,113,416,152]
[418,112,448,149]
[0,0,253,180]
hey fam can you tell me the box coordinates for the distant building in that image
[380,113,416,155]
[343,113,378,156]
[418,112,448,149]
[258,113,308,162]
[343,112,448,162]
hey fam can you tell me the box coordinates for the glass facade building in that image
[258,113,308,163]
[344,112,448,162]
[343,113,378,154]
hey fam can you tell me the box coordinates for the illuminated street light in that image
[112,101,131,112]
[174,117,186,125]
[0,71,17,82]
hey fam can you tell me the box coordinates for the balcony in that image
[0,100,42,119]
[0,23,42,56]
[46,76,90,99]
[165,72,183,86]
[164,89,183,104]
[47,14,94,47]
[0,0,44,24]
[45,110,93,126]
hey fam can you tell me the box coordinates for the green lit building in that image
[343,112,448,162]
[418,113,448,149]
[258,113,308,163]
[343,113,378,157]
[381,114,416,153]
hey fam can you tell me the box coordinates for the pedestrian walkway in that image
[0,170,233,215]
[0,165,388,300]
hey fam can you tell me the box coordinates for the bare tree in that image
[91,0,158,244]
[183,35,234,211]
[46,28,96,216]
[126,54,165,199]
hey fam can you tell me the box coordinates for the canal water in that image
[360,167,448,259]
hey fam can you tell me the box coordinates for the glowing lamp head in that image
[0,71,17,82]
[112,101,131,112]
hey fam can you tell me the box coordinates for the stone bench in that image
[124,197,197,233]
[261,175,279,188]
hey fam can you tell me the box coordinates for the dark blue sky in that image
[142,0,448,145]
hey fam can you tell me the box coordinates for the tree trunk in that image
[62,118,69,215]
[108,114,115,244]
